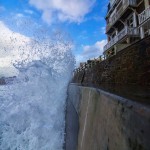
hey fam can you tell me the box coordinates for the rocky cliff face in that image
[66,84,150,150]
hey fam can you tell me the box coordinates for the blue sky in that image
[0,0,108,65]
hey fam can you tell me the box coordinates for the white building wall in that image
[110,0,116,6]
[144,0,150,8]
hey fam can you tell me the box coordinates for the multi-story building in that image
[103,0,150,58]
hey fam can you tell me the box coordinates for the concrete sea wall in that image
[66,84,150,150]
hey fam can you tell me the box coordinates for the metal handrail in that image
[138,6,150,24]
[104,26,139,52]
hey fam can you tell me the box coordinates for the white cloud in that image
[15,13,24,18]
[76,39,107,66]
[24,9,34,14]
[29,0,95,24]
[0,21,30,67]
[0,21,32,76]
[42,9,54,25]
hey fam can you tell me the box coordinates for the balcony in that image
[106,0,137,33]
[138,6,150,25]
[104,26,139,52]
[106,0,120,15]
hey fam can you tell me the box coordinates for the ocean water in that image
[0,33,74,150]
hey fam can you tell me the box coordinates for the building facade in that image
[104,0,150,58]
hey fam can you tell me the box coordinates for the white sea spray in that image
[0,29,75,150]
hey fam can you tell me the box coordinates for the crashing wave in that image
[0,31,74,150]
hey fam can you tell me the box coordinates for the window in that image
[127,15,134,27]
[111,31,116,38]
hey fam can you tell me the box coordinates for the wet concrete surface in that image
[65,98,79,150]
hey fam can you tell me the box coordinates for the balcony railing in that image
[107,0,120,14]
[104,26,139,52]
[138,6,150,25]
[106,0,137,32]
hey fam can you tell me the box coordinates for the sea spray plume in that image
[13,29,74,77]
[0,26,75,150]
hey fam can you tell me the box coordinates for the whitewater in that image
[0,29,74,150]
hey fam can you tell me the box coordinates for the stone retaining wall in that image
[73,36,150,87]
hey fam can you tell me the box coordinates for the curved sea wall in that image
[66,84,150,150]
